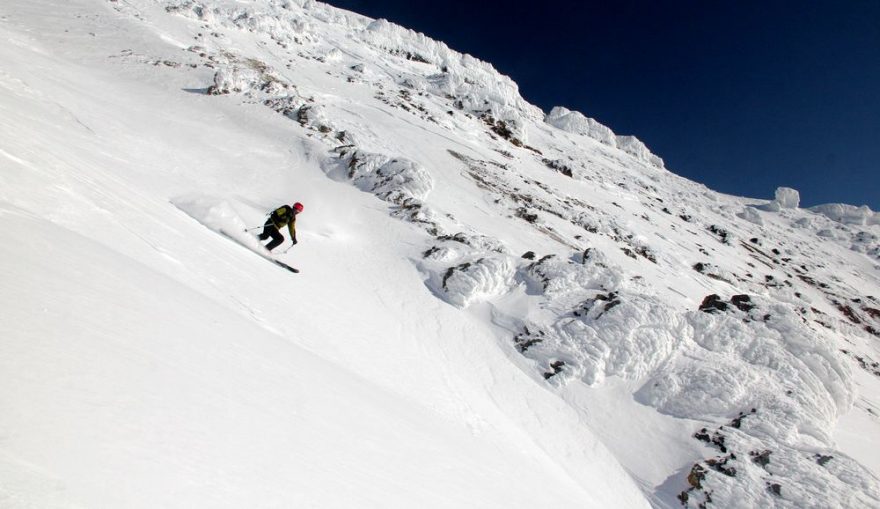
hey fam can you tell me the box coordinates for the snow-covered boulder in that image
[545,106,616,146]
[544,107,665,168]
[775,186,800,209]
[615,135,665,169]
[436,256,516,308]
[207,60,289,96]
[294,104,335,133]
[208,65,264,95]
[434,232,507,254]
[515,290,687,386]
[359,18,543,125]
[558,292,688,385]
[333,149,433,204]
[640,298,852,441]
[522,253,620,299]
[640,299,874,508]
[810,203,880,226]
[736,206,764,226]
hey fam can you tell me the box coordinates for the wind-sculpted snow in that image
[736,206,765,226]
[554,291,688,385]
[510,253,685,384]
[503,245,878,505]
[361,19,543,127]
[775,187,801,209]
[331,148,433,204]
[643,301,852,432]
[545,106,665,168]
[166,0,320,44]
[615,135,666,169]
[545,106,617,146]
[521,252,621,298]
[208,62,285,95]
[810,203,880,226]
[678,413,880,508]
[633,297,880,507]
[425,255,517,309]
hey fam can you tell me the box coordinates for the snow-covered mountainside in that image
[2,1,879,507]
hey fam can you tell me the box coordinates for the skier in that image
[258,202,303,251]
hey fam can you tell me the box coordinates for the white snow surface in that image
[2,1,880,508]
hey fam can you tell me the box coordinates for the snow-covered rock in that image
[331,149,433,204]
[545,107,665,168]
[737,206,765,225]
[435,256,516,308]
[208,65,265,95]
[775,186,801,209]
[545,106,616,146]
[615,135,665,168]
[810,203,880,226]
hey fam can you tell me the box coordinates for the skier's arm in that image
[288,221,297,245]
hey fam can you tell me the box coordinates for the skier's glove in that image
[291,238,298,245]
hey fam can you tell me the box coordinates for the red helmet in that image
[293,202,304,213]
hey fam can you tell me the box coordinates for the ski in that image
[216,229,300,275]
[272,259,300,273]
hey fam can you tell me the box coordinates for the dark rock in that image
[687,464,707,488]
[422,246,440,258]
[815,454,833,467]
[706,455,737,477]
[542,360,565,380]
[541,158,573,177]
[837,304,862,324]
[677,491,689,504]
[731,294,755,312]
[513,326,545,353]
[441,262,472,290]
[708,225,731,244]
[515,207,538,223]
[522,251,536,260]
[575,292,621,319]
[700,294,728,313]
[694,428,711,443]
[750,450,772,467]
[581,247,593,264]
[693,427,727,452]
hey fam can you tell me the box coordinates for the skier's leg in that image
[258,221,274,241]
[265,227,284,251]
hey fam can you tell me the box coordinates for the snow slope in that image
[1,1,879,507]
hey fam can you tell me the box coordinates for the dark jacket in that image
[269,205,297,240]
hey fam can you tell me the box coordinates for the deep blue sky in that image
[325,0,880,209]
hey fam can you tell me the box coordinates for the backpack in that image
[271,205,293,225]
